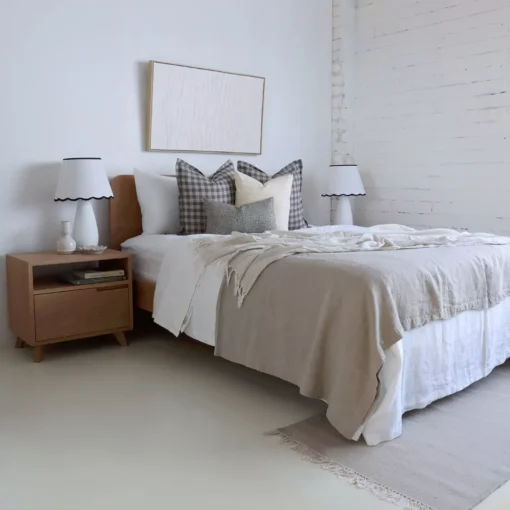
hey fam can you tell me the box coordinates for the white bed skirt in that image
[359,297,510,444]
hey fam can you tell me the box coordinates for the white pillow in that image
[234,171,293,230]
[134,168,180,234]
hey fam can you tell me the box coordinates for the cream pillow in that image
[234,171,293,230]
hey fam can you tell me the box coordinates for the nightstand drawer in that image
[35,286,130,342]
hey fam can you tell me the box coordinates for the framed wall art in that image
[147,61,265,154]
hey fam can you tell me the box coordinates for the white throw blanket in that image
[195,225,510,306]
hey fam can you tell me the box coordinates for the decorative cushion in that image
[134,169,180,235]
[204,197,276,235]
[176,159,236,234]
[237,160,306,230]
[234,171,293,231]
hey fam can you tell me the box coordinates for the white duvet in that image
[126,226,510,445]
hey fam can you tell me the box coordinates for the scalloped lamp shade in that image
[322,165,366,226]
[54,158,113,248]
[55,158,113,201]
[322,165,366,197]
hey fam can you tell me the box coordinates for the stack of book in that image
[63,269,126,285]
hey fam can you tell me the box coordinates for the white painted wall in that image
[332,0,510,233]
[0,0,331,345]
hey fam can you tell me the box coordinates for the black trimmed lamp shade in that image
[55,158,113,201]
[321,165,366,197]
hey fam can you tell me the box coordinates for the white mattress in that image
[122,230,510,444]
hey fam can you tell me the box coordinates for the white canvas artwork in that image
[147,61,265,154]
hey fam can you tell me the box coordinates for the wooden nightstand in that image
[6,249,133,362]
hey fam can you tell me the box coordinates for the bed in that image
[110,175,510,445]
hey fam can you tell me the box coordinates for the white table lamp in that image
[55,158,113,247]
[322,165,365,225]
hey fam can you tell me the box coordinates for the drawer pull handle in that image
[96,285,128,292]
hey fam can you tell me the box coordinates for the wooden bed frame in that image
[110,175,158,312]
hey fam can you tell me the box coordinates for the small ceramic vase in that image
[57,221,76,254]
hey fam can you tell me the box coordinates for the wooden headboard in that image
[109,175,142,250]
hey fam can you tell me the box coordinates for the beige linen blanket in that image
[195,226,510,439]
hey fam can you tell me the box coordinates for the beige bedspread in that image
[215,244,510,439]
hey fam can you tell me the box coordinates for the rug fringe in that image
[274,431,434,510]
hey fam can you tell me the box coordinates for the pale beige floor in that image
[1,323,510,510]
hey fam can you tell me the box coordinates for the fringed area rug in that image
[276,362,510,510]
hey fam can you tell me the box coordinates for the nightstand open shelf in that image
[33,277,128,294]
[7,249,133,362]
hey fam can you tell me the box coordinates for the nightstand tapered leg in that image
[114,332,128,347]
[15,338,25,348]
[33,346,45,363]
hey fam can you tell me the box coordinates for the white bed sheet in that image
[122,234,177,281]
[122,233,219,344]
[122,229,510,445]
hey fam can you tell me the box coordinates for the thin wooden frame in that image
[146,60,265,155]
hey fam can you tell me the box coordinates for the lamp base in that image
[333,196,353,225]
[73,201,99,247]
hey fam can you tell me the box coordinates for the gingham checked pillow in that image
[176,159,236,235]
[237,160,306,230]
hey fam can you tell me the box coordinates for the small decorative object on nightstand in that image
[6,249,133,362]
[321,165,366,225]
[77,245,107,255]
[56,220,76,254]
[54,158,114,248]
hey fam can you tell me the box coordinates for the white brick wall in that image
[332,0,510,234]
